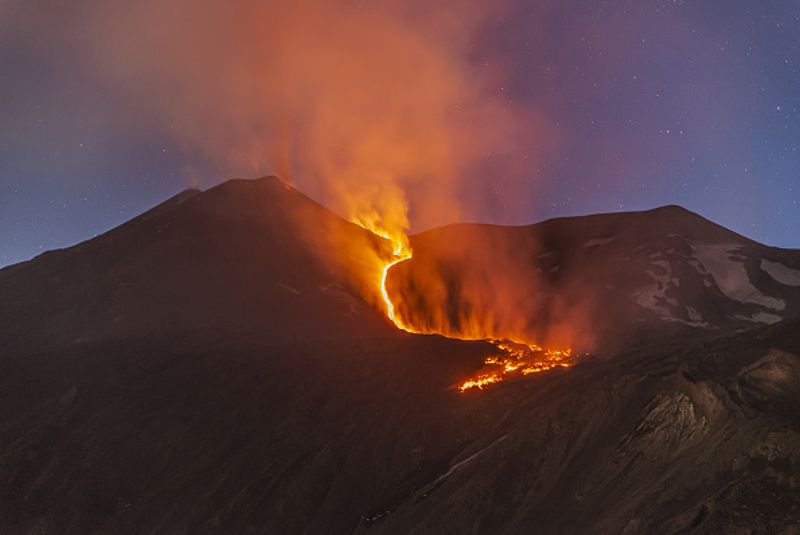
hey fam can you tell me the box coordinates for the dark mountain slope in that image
[364,318,800,534]
[0,177,397,353]
[0,334,495,534]
[0,177,497,533]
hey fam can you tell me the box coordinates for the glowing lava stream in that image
[360,226,577,393]
[379,242,412,330]
[349,221,413,330]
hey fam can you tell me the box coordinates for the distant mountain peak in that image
[647,204,696,216]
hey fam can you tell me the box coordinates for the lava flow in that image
[356,224,577,393]
[457,342,575,393]
[357,225,414,331]
[379,240,412,329]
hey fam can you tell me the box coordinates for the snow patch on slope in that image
[633,261,675,316]
[692,244,785,311]
[761,259,800,287]
[584,237,615,248]
[733,312,783,325]
[685,307,710,328]
[633,260,709,327]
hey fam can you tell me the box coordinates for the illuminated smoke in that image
[87,0,538,236]
[83,0,545,303]
[79,0,586,363]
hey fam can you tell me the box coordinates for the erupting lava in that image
[355,223,577,393]
[354,224,414,331]
[378,239,412,329]
[457,342,574,393]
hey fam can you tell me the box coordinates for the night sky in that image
[1,1,799,267]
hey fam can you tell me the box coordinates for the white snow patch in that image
[276,282,301,295]
[686,307,702,323]
[632,260,700,325]
[761,259,800,287]
[634,267,711,327]
[584,237,615,247]
[692,244,785,311]
[733,312,783,325]
[685,307,710,328]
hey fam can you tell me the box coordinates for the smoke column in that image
[86,0,543,239]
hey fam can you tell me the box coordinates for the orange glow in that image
[458,373,501,393]
[351,222,579,394]
[458,341,576,393]
[81,0,578,387]
[381,256,409,326]
[349,218,579,394]
[350,220,414,331]
[377,237,412,329]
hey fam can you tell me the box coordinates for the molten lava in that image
[458,374,501,392]
[354,223,578,393]
[458,342,574,393]
[379,241,412,329]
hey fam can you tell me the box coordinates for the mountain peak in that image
[212,175,293,193]
[648,204,696,216]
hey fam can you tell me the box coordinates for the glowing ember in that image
[458,374,501,392]
[380,243,412,328]
[350,220,414,331]
[458,341,576,393]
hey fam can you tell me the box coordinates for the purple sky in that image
[1,1,799,267]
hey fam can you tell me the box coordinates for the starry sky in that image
[1,1,799,267]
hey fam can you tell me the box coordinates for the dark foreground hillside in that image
[1,177,798,533]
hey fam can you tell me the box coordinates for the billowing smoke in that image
[84,0,542,240]
[387,223,598,351]
[73,0,582,347]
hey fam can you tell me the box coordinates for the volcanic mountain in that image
[1,176,799,533]
[0,177,397,353]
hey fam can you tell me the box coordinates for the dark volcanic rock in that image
[360,320,800,534]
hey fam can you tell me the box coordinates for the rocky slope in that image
[364,319,800,533]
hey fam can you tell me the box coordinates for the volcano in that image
[2,177,799,533]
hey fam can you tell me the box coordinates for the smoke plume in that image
[86,0,542,239]
[75,0,574,345]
